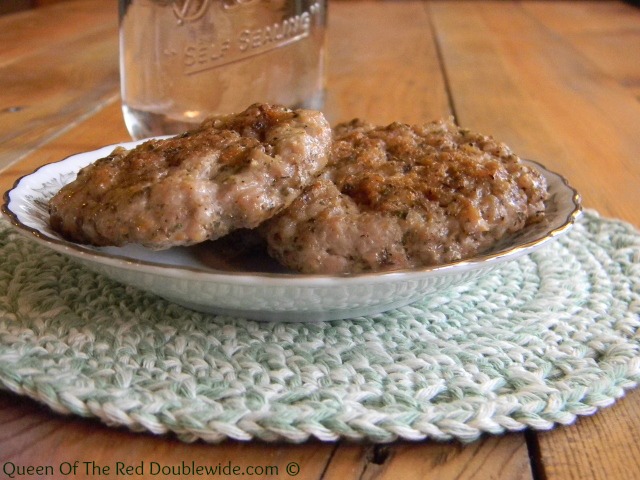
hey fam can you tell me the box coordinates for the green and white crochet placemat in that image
[0,210,639,443]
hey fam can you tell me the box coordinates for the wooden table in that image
[1,1,640,478]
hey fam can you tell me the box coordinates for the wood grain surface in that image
[0,0,119,170]
[1,1,639,479]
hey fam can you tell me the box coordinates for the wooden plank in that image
[429,0,640,227]
[532,391,640,480]
[0,100,127,195]
[0,13,119,170]
[522,1,640,98]
[323,437,532,480]
[325,0,450,125]
[0,0,116,67]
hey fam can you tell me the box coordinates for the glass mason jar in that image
[119,0,327,140]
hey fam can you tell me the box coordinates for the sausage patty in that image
[49,103,332,249]
[261,118,549,274]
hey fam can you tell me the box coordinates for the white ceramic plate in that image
[2,139,581,321]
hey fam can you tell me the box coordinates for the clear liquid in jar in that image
[119,0,327,140]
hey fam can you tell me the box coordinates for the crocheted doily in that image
[0,210,639,443]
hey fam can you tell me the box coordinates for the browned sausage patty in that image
[49,103,332,249]
[261,118,549,274]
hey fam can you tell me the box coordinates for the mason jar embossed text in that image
[119,0,327,139]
